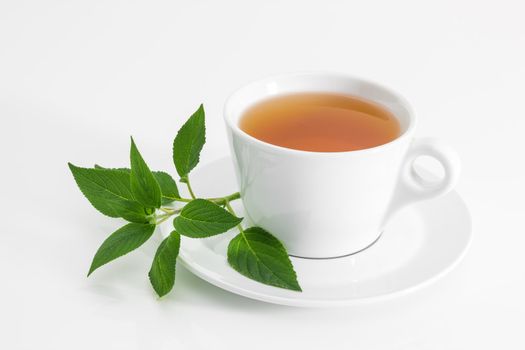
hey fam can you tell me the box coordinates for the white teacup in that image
[224,73,460,258]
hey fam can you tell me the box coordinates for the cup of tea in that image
[224,73,460,258]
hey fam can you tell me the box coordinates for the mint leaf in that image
[152,171,180,204]
[173,104,205,179]
[94,165,130,173]
[148,231,181,297]
[94,165,179,204]
[173,199,242,238]
[227,227,301,291]
[88,223,156,275]
[68,163,147,223]
[130,138,162,209]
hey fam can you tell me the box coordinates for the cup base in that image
[288,231,383,260]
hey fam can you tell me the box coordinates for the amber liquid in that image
[239,93,401,152]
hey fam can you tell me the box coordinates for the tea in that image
[239,93,401,152]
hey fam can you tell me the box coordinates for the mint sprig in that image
[174,199,243,238]
[228,226,302,291]
[68,104,301,297]
[93,165,180,205]
[173,104,205,181]
[67,164,148,223]
[88,223,156,276]
[130,137,162,209]
[149,231,181,297]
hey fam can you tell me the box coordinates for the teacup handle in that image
[385,138,461,221]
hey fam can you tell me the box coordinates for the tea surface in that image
[239,93,401,152]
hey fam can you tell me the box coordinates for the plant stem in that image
[156,215,172,225]
[172,197,192,203]
[225,200,245,234]
[185,178,196,199]
[155,208,181,225]
[156,192,241,225]
[169,192,240,205]
[210,192,241,205]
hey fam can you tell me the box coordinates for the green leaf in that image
[148,231,181,297]
[68,163,147,223]
[94,165,179,204]
[173,104,205,179]
[152,171,180,205]
[88,223,156,276]
[173,199,242,238]
[94,165,130,173]
[130,137,162,209]
[227,227,301,291]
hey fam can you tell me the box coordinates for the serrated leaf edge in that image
[228,229,302,292]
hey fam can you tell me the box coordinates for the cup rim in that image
[223,72,416,157]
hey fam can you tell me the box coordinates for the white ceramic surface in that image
[224,73,461,258]
[161,158,472,307]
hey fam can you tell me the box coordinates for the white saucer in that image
[160,157,472,307]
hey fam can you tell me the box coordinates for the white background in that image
[1,0,524,349]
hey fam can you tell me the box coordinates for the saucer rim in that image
[161,158,472,307]
[175,216,471,307]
